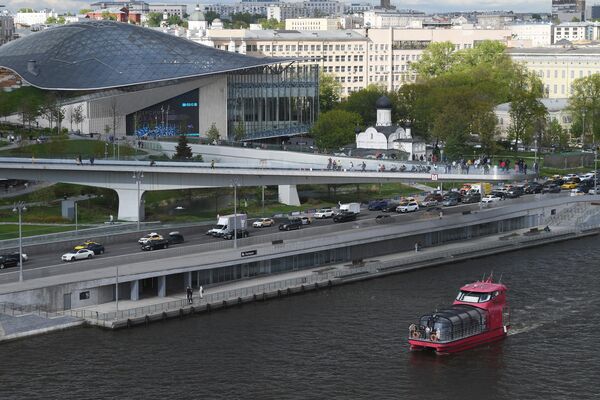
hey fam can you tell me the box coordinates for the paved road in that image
[0,192,568,284]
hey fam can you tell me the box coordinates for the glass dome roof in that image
[0,21,286,90]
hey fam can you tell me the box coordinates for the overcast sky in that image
[4,0,551,15]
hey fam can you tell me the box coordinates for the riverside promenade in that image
[66,223,597,330]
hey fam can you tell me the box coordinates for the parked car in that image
[299,216,312,225]
[74,241,105,255]
[2,252,28,262]
[523,182,544,194]
[481,195,502,204]
[167,231,185,244]
[442,197,459,207]
[138,232,163,244]
[279,219,302,231]
[490,189,508,199]
[383,202,400,212]
[313,208,335,219]
[506,186,524,198]
[223,229,250,240]
[62,249,95,262]
[462,192,482,204]
[420,193,443,207]
[253,218,275,228]
[333,211,357,223]
[141,238,170,251]
[542,184,561,194]
[368,199,388,211]
[396,201,419,213]
[561,181,579,190]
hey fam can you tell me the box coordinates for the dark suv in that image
[279,219,302,231]
[462,192,481,204]
[0,255,18,269]
[333,211,357,223]
[506,186,524,198]
[523,182,543,194]
[223,230,249,240]
[141,238,170,251]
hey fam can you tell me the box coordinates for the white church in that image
[355,96,426,160]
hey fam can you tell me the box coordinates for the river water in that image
[1,236,599,399]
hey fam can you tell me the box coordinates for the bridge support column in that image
[278,185,300,206]
[157,276,166,297]
[116,188,145,222]
[184,271,192,289]
[130,280,140,301]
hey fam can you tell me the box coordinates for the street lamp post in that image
[231,179,239,249]
[75,201,78,231]
[12,202,26,282]
[133,171,144,231]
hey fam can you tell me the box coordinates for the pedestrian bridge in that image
[0,157,528,221]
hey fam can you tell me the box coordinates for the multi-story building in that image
[495,98,572,139]
[86,8,142,24]
[347,3,372,13]
[90,1,150,13]
[14,9,57,26]
[508,47,600,98]
[509,23,552,47]
[552,21,593,42]
[148,4,187,18]
[362,9,426,28]
[0,13,14,46]
[552,0,586,22]
[267,1,344,22]
[198,27,511,96]
[285,17,339,31]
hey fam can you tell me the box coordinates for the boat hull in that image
[409,326,508,354]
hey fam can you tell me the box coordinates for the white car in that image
[138,232,163,244]
[62,249,94,262]
[314,208,335,218]
[481,195,502,204]
[396,202,419,213]
[253,218,275,228]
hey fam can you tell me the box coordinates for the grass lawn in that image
[0,139,144,159]
[0,224,76,240]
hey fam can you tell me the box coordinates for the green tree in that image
[205,11,220,24]
[206,123,220,143]
[101,11,116,21]
[45,16,57,24]
[234,122,245,141]
[18,8,34,13]
[545,119,569,150]
[319,73,341,112]
[339,85,388,126]
[57,16,66,24]
[147,12,162,27]
[311,109,361,150]
[260,18,285,29]
[411,41,456,79]
[568,74,600,145]
[79,9,93,15]
[173,135,193,160]
[73,105,84,133]
[507,68,546,150]
[167,15,183,26]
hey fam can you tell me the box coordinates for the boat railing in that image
[408,324,488,343]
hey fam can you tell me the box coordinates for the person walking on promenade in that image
[210,160,215,169]
[361,161,366,172]
[90,156,95,165]
[186,286,192,304]
[349,161,354,171]
[199,285,204,299]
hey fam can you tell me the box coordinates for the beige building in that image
[285,18,339,31]
[495,98,572,139]
[200,27,511,96]
[508,47,600,99]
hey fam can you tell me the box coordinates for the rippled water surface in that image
[1,237,599,399]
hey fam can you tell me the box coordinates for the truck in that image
[460,183,492,196]
[207,214,247,237]
[338,202,361,214]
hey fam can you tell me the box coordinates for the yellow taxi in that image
[74,240,99,250]
[561,181,579,190]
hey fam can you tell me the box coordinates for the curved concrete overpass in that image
[0,158,529,221]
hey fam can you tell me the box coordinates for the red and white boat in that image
[408,277,510,354]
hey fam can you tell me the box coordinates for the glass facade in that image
[126,89,199,136]
[227,63,319,141]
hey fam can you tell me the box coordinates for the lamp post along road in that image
[133,171,144,231]
[231,179,239,249]
[13,202,26,282]
[75,201,78,231]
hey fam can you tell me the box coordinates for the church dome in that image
[188,5,205,21]
[376,95,392,109]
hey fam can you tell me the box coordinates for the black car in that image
[74,242,105,255]
[542,184,561,194]
[523,182,543,194]
[223,230,249,240]
[443,192,462,202]
[462,192,481,204]
[167,231,185,244]
[383,202,400,212]
[368,200,388,211]
[0,255,18,269]
[333,211,357,223]
[279,219,302,231]
[141,238,170,251]
[506,186,524,198]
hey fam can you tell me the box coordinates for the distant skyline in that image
[5,0,552,15]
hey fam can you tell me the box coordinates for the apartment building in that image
[553,22,592,42]
[509,47,600,98]
[285,18,340,31]
[509,23,552,47]
[0,14,14,46]
[148,4,187,18]
[199,27,511,96]
[267,1,344,22]
[13,10,57,25]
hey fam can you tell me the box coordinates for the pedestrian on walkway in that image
[210,160,215,169]
[199,285,204,299]
[186,286,193,304]
[90,156,95,165]
[361,161,366,172]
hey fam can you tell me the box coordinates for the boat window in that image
[456,291,492,303]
